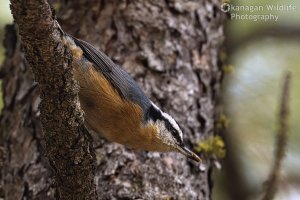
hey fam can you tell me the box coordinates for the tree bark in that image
[1,0,225,199]
[2,0,97,199]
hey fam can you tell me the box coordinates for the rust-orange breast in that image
[73,63,169,151]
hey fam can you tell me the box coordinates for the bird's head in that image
[146,102,201,162]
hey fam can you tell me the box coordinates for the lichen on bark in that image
[1,0,225,199]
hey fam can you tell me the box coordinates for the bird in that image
[62,32,201,162]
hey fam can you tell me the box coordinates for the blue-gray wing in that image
[69,35,151,113]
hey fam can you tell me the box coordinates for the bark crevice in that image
[1,0,225,199]
[5,0,97,199]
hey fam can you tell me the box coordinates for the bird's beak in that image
[176,145,201,162]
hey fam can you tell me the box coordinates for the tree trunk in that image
[0,0,225,199]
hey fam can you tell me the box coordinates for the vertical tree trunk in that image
[1,0,225,199]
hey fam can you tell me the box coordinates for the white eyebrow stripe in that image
[161,112,183,139]
[151,102,183,140]
[151,101,160,110]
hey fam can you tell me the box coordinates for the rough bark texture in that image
[1,0,97,199]
[0,25,51,199]
[1,0,225,199]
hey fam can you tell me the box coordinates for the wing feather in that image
[69,35,151,114]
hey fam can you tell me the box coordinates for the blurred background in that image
[0,0,299,199]
[214,0,300,200]
[0,0,12,110]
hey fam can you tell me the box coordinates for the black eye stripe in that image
[162,118,183,144]
[145,105,162,121]
[146,105,183,145]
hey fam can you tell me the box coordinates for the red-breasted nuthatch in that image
[62,32,201,162]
